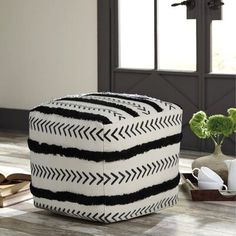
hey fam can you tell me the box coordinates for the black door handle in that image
[208,0,224,10]
[171,0,195,10]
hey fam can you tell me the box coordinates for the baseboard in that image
[0,108,29,133]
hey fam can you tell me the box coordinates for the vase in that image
[191,144,234,184]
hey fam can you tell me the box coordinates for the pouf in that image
[28,92,183,223]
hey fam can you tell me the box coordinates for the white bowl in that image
[192,167,224,184]
[198,181,227,190]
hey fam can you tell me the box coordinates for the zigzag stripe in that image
[29,116,104,141]
[34,194,178,223]
[50,101,126,120]
[103,114,182,142]
[29,113,182,142]
[31,154,178,185]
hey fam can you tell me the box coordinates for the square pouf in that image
[28,92,183,223]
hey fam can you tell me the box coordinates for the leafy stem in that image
[189,108,236,147]
[220,136,225,145]
[210,136,217,146]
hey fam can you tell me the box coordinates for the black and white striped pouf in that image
[28,92,183,223]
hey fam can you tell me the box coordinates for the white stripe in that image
[31,152,104,196]
[43,100,131,123]
[31,148,179,195]
[105,143,180,172]
[33,187,178,222]
[87,92,182,113]
[49,99,132,121]
[87,95,156,116]
[103,112,182,151]
[29,111,104,152]
[29,111,181,152]
[105,187,178,215]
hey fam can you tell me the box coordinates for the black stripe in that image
[31,106,112,124]
[28,133,182,162]
[85,93,163,113]
[30,173,180,206]
[57,97,139,117]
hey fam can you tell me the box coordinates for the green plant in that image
[189,108,236,146]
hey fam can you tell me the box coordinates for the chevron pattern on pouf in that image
[28,92,183,223]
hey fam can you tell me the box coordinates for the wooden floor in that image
[0,132,235,236]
